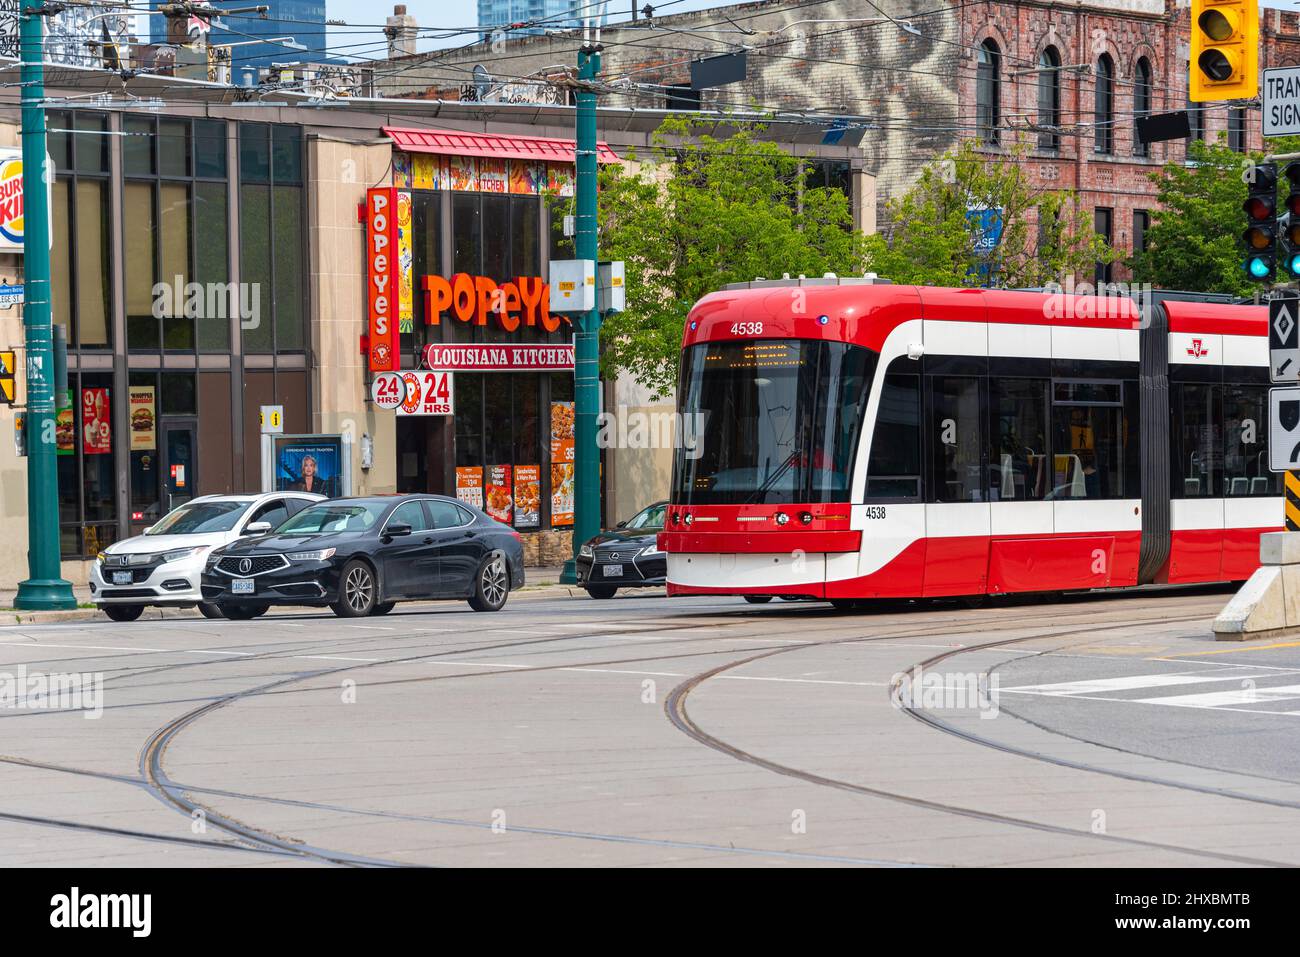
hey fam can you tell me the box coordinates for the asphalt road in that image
[2,584,1300,867]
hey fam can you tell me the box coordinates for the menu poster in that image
[81,387,111,455]
[550,463,574,527]
[550,401,574,463]
[55,388,73,456]
[396,191,414,333]
[485,465,512,523]
[514,465,540,528]
[128,385,156,451]
[455,466,484,509]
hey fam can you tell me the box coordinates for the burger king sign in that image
[0,150,23,251]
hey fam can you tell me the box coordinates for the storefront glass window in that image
[124,180,158,350]
[195,181,230,351]
[239,123,304,354]
[49,111,112,350]
[160,182,193,350]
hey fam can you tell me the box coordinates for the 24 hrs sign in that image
[371,370,454,416]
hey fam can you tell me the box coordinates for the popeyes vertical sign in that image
[366,187,400,372]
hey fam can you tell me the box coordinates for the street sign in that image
[1265,67,1300,137]
[0,283,23,308]
[370,371,405,410]
[0,349,14,404]
[1269,387,1300,471]
[1271,295,1300,383]
[259,404,284,434]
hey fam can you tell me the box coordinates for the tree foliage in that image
[555,116,867,397]
[864,140,1111,288]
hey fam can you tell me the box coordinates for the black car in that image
[200,495,525,619]
[575,501,667,599]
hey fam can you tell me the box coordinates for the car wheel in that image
[103,604,145,622]
[197,602,224,619]
[222,603,269,621]
[371,601,396,616]
[468,555,510,612]
[585,584,617,600]
[333,560,378,618]
[743,595,772,604]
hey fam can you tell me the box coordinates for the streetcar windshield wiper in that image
[743,448,801,504]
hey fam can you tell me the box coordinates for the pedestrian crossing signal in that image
[1189,0,1258,102]
[0,350,14,405]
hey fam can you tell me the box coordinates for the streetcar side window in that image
[928,376,987,503]
[1171,383,1222,498]
[1222,384,1278,497]
[1049,378,1138,500]
[865,370,921,500]
[989,378,1050,501]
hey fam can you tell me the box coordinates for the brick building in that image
[373,0,1300,274]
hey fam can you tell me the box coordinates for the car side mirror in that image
[615,520,627,529]
[142,525,154,535]
[385,522,412,539]
[243,521,272,536]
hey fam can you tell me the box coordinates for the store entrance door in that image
[160,419,198,516]
[396,416,454,495]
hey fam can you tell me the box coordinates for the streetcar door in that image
[923,375,991,596]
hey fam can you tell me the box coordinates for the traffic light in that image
[1281,162,1300,279]
[1189,0,1258,102]
[1243,162,1277,282]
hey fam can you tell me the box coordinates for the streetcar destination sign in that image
[1264,67,1300,136]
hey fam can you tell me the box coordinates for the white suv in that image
[90,492,325,621]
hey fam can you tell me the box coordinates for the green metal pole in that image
[15,5,75,610]
[560,43,601,585]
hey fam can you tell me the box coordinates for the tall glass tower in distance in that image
[478,0,581,36]
[149,0,330,69]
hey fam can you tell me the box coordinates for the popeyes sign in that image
[366,187,400,372]
[421,273,569,333]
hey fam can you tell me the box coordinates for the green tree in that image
[1130,135,1300,296]
[864,140,1110,288]
[554,116,867,398]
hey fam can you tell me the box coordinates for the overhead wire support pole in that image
[560,0,606,586]
[15,1,76,609]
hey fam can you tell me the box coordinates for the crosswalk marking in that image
[1133,683,1300,709]
[1001,673,1268,696]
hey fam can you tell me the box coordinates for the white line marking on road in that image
[1001,672,1271,696]
[1133,683,1300,708]
[0,642,255,657]
[290,654,380,662]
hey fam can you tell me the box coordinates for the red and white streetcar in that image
[660,278,1279,607]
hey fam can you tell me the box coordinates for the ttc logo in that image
[1187,338,1209,358]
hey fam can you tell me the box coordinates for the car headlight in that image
[289,548,336,562]
[579,543,594,558]
[641,545,664,557]
[159,546,204,564]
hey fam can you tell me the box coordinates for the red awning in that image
[383,126,619,164]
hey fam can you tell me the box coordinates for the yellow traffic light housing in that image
[1190,0,1258,102]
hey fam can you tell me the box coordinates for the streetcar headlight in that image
[799,512,813,525]
[775,512,790,526]
[684,513,693,526]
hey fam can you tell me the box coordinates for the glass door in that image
[160,418,198,517]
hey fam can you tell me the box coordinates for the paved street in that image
[3,585,1300,867]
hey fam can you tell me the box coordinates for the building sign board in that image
[420,343,574,372]
[366,187,400,372]
[1265,67,1300,137]
[421,273,562,333]
[396,369,454,416]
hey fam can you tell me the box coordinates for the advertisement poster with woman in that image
[275,438,342,498]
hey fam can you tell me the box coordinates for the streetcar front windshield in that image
[674,340,876,505]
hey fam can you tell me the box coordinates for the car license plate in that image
[602,564,624,577]
[112,571,132,585]
[231,578,255,595]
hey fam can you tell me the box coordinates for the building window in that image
[1094,207,1113,284]
[1037,46,1061,151]
[977,39,1001,146]
[1094,53,1114,155]
[1133,57,1152,158]
[1188,97,1204,144]
[239,123,305,354]
[1133,209,1150,256]
[1229,106,1247,152]
[48,110,111,349]
[123,116,230,353]
[56,371,118,559]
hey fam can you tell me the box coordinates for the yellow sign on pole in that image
[1288,471,1300,531]
[0,350,15,405]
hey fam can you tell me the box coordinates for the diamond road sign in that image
[1271,295,1300,383]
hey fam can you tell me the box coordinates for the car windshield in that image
[276,502,387,534]
[624,504,666,529]
[146,501,251,535]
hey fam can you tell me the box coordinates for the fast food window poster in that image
[485,465,512,524]
[455,466,483,509]
[514,465,540,528]
[274,438,342,498]
[129,386,156,450]
[55,389,74,455]
[550,401,574,463]
[550,463,574,527]
[82,387,111,455]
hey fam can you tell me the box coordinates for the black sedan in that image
[575,501,666,599]
[200,495,525,619]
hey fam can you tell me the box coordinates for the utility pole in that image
[560,9,603,585]
[15,2,75,609]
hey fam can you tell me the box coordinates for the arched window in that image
[1037,46,1061,151]
[977,39,1000,146]
[1133,57,1152,157]
[1094,53,1114,154]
